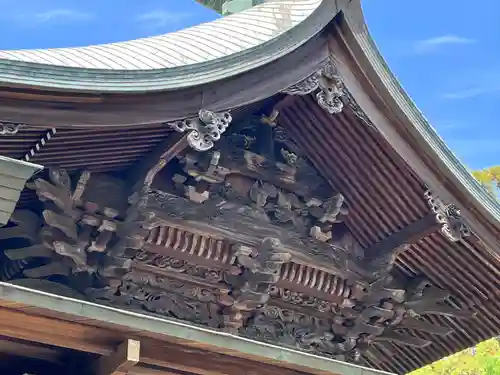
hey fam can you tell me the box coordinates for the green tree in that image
[472,166,500,194]
[409,338,500,375]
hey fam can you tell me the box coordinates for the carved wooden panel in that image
[0,112,473,366]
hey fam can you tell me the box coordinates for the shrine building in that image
[0,1,498,374]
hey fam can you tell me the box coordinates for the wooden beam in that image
[364,214,440,260]
[0,338,62,363]
[0,307,117,355]
[0,284,392,375]
[127,132,188,189]
[147,191,370,281]
[0,306,303,375]
[94,339,140,375]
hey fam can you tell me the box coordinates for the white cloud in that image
[442,86,500,100]
[413,35,476,54]
[137,10,191,28]
[34,9,92,23]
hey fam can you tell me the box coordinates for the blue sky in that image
[0,0,498,170]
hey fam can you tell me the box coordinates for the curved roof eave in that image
[0,0,347,93]
[339,1,500,249]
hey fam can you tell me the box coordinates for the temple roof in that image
[0,0,340,91]
[0,1,499,374]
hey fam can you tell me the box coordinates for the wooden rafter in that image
[364,214,441,262]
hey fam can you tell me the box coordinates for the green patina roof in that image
[196,0,267,15]
[0,0,338,92]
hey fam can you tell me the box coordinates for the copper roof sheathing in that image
[0,1,320,69]
[0,0,345,92]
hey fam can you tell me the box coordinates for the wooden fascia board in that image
[0,282,394,375]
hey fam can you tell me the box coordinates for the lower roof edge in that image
[0,282,394,375]
[0,155,43,225]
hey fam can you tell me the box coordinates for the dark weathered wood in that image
[398,317,453,335]
[147,190,368,281]
[364,214,440,260]
[0,339,62,364]
[94,339,140,375]
[0,34,328,127]
[0,304,309,375]
[127,132,189,191]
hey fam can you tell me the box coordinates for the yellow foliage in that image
[409,338,500,375]
[472,166,500,194]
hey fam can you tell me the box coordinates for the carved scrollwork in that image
[269,286,339,313]
[283,60,344,114]
[0,122,23,135]
[243,306,359,360]
[166,109,232,152]
[214,177,348,241]
[116,279,222,327]
[221,238,291,331]
[424,190,470,242]
[0,169,161,294]
[243,274,471,362]
[134,250,224,283]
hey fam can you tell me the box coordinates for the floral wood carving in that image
[0,122,23,135]
[166,109,232,152]
[242,274,472,361]
[134,250,225,283]
[118,276,222,327]
[424,190,470,242]
[283,59,344,114]
[0,125,474,368]
[223,237,291,331]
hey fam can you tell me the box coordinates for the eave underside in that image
[0,95,498,373]
[279,97,500,373]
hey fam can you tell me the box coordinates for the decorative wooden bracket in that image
[165,109,233,151]
[128,132,189,194]
[0,121,23,135]
[94,339,140,375]
[282,59,344,114]
[424,190,470,242]
[363,213,442,277]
